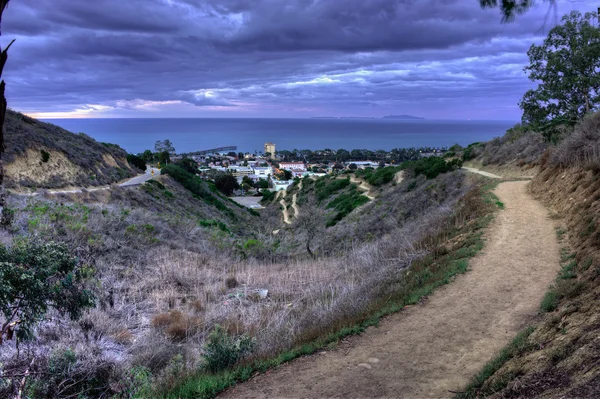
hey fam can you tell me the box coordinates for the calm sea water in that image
[45,118,516,154]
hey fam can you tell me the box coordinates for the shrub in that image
[540,289,558,313]
[40,149,50,163]
[315,177,350,201]
[401,157,462,179]
[127,153,147,171]
[203,325,254,373]
[225,276,239,289]
[551,111,600,168]
[0,239,95,343]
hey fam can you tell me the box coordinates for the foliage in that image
[158,151,171,165]
[175,157,199,175]
[276,169,293,180]
[203,325,254,373]
[260,189,277,204]
[357,166,400,186]
[0,239,95,344]
[326,190,370,227]
[401,157,463,179]
[40,149,50,163]
[314,177,351,201]
[519,11,600,141]
[127,153,147,170]
[161,164,235,217]
[155,139,176,155]
[479,0,553,22]
[214,174,240,196]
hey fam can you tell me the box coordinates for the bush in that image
[203,325,254,373]
[0,239,95,343]
[260,189,276,204]
[540,289,558,313]
[551,111,600,168]
[40,149,50,163]
[315,177,350,201]
[127,153,147,171]
[401,157,462,179]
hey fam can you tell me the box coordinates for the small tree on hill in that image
[214,173,239,196]
[0,239,95,344]
[519,11,600,141]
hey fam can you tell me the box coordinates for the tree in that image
[479,0,556,22]
[155,139,175,155]
[141,149,155,163]
[294,197,325,258]
[127,153,146,171]
[348,163,358,170]
[0,239,95,344]
[0,1,14,226]
[158,150,170,165]
[519,11,600,141]
[256,178,269,189]
[175,157,199,175]
[276,169,293,180]
[214,173,239,196]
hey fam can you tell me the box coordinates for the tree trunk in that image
[0,0,11,221]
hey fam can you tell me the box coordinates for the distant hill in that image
[4,110,139,189]
[382,115,425,120]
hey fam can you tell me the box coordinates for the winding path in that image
[13,167,160,197]
[221,180,560,398]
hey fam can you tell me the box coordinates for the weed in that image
[541,289,558,313]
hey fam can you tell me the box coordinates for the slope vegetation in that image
[4,110,138,189]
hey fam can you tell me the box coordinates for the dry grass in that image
[0,168,487,398]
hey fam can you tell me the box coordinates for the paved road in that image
[119,167,160,187]
[13,167,160,197]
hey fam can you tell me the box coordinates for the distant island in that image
[382,115,426,120]
[312,115,425,120]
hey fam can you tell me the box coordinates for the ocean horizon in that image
[44,118,517,154]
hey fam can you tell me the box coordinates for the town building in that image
[264,142,276,158]
[252,166,273,177]
[271,179,294,191]
[279,162,306,172]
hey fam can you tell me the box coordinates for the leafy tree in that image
[276,169,293,180]
[140,149,155,163]
[127,153,146,170]
[158,150,170,165]
[214,173,239,196]
[0,239,95,344]
[155,139,175,155]
[348,163,358,170]
[479,0,555,22]
[519,11,600,141]
[175,157,199,175]
[256,178,269,189]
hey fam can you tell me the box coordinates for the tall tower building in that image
[264,142,276,158]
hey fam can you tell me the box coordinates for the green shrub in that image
[326,188,370,226]
[203,325,254,373]
[401,157,462,179]
[315,177,350,201]
[40,149,50,163]
[127,153,147,170]
[540,289,558,312]
[364,166,400,186]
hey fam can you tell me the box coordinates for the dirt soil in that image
[220,181,560,399]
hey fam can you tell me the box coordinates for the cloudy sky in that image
[3,0,597,119]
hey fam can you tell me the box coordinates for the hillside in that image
[4,109,138,189]
[456,113,600,398]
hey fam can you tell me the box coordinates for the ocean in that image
[45,118,516,154]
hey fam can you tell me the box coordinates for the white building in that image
[279,162,306,172]
[252,166,273,177]
[228,166,254,177]
[272,180,294,191]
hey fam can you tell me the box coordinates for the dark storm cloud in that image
[2,0,597,118]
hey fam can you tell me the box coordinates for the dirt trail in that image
[349,176,375,200]
[221,181,560,399]
[291,180,302,219]
[462,166,502,179]
[278,190,291,225]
